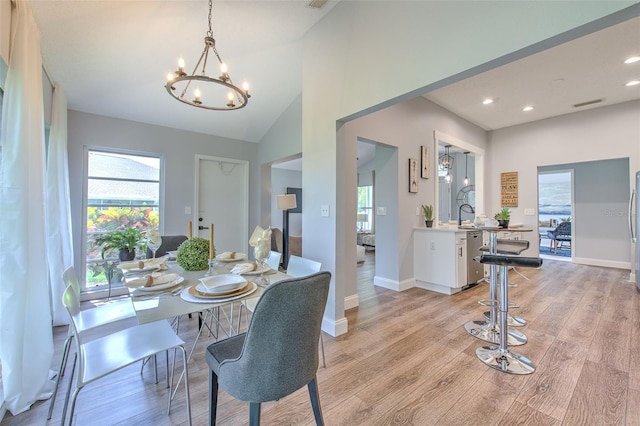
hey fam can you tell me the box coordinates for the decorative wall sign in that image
[420,146,430,179]
[409,158,418,193]
[501,171,518,207]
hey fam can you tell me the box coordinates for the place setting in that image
[125,271,186,299]
[180,274,258,304]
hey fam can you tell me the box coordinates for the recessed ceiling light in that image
[626,80,640,87]
[624,56,640,64]
[522,106,534,112]
[482,98,493,105]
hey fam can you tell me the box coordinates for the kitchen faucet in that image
[458,203,475,226]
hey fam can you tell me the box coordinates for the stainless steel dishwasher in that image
[466,230,484,284]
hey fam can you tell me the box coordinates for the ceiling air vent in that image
[308,0,328,9]
[573,98,605,108]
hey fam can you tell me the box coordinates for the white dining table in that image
[129,260,292,325]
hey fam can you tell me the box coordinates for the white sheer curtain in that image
[46,84,74,326]
[0,0,54,415]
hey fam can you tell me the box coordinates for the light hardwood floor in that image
[3,251,639,425]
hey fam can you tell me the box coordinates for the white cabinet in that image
[414,228,468,295]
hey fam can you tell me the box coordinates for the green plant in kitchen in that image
[494,207,511,228]
[176,237,212,271]
[422,204,434,227]
[95,228,144,261]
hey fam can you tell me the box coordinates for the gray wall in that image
[67,110,259,278]
[343,96,488,299]
[489,100,639,269]
[539,158,631,264]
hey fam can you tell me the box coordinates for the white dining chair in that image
[48,266,137,420]
[286,255,322,278]
[60,285,191,425]
[266,250,282,271]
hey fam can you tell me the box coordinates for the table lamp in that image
[276,194,297,269]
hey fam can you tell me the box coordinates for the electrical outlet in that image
[321,205,330,217]
[185,206,191,215]
[430,242,436,250]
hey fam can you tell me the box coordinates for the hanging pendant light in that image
[463,151,470,186]
[439,145,454,172]
[165,0,250,110]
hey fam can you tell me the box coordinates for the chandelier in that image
[165,0,250,110]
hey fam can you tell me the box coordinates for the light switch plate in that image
[524,208,535,216]
[377,206,387,215]
[185,206,191,215]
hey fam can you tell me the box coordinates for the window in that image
[84,149,162,292]
[357,185,373,232]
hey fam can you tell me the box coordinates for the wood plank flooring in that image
[2,252,639,425]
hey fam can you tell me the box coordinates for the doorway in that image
[195,155,249,253]
[538,170,573,260]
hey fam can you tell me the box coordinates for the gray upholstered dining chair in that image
[146,234,188,258]
[205,271,331,426]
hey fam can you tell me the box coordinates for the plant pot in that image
[497,220,510,229]
[118,248,136,261]
[425,220,434,228]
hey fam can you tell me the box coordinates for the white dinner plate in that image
[198,274,247,295]
[215,252,247,262]
[180,282,258,304]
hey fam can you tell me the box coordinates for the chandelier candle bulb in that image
[194,89,202,104]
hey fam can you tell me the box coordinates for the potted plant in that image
[176,237,212,271]
[95,228,144,261]
[494,207,511,228]
[422,204,434,228]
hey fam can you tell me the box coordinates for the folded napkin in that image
[125,272,178,288]
[120,257,168,271]
[230,262,258,275]
[249,226,271,260]
[218,251,237,260]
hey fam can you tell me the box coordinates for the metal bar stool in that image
[480,239,529,327]
[464,232,528,346]
[475,254,542,375]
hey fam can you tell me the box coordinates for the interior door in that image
[196,156,249,255]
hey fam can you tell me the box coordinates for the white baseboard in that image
[573,257,631,270]
[630,272,636,283]
[373,276,415,291]
[414,280,462,295]
[322,316,348,337]
[1,383,6,422]
[344,293,359,310]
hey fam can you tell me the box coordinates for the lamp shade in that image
[357,214,368,222]
[276,194,297,210]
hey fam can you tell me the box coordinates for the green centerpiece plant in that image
[422,204,434,228]
[494,207,511,228]
[176,237,213,271]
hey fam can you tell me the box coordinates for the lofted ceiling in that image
[27,1,639,149]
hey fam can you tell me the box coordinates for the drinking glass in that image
[147,234,162,259]
[253,245,270,286]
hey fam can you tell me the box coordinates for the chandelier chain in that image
[207,0,213,38]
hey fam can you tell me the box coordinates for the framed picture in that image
[408,158,418,193]
[420,145,429,179]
